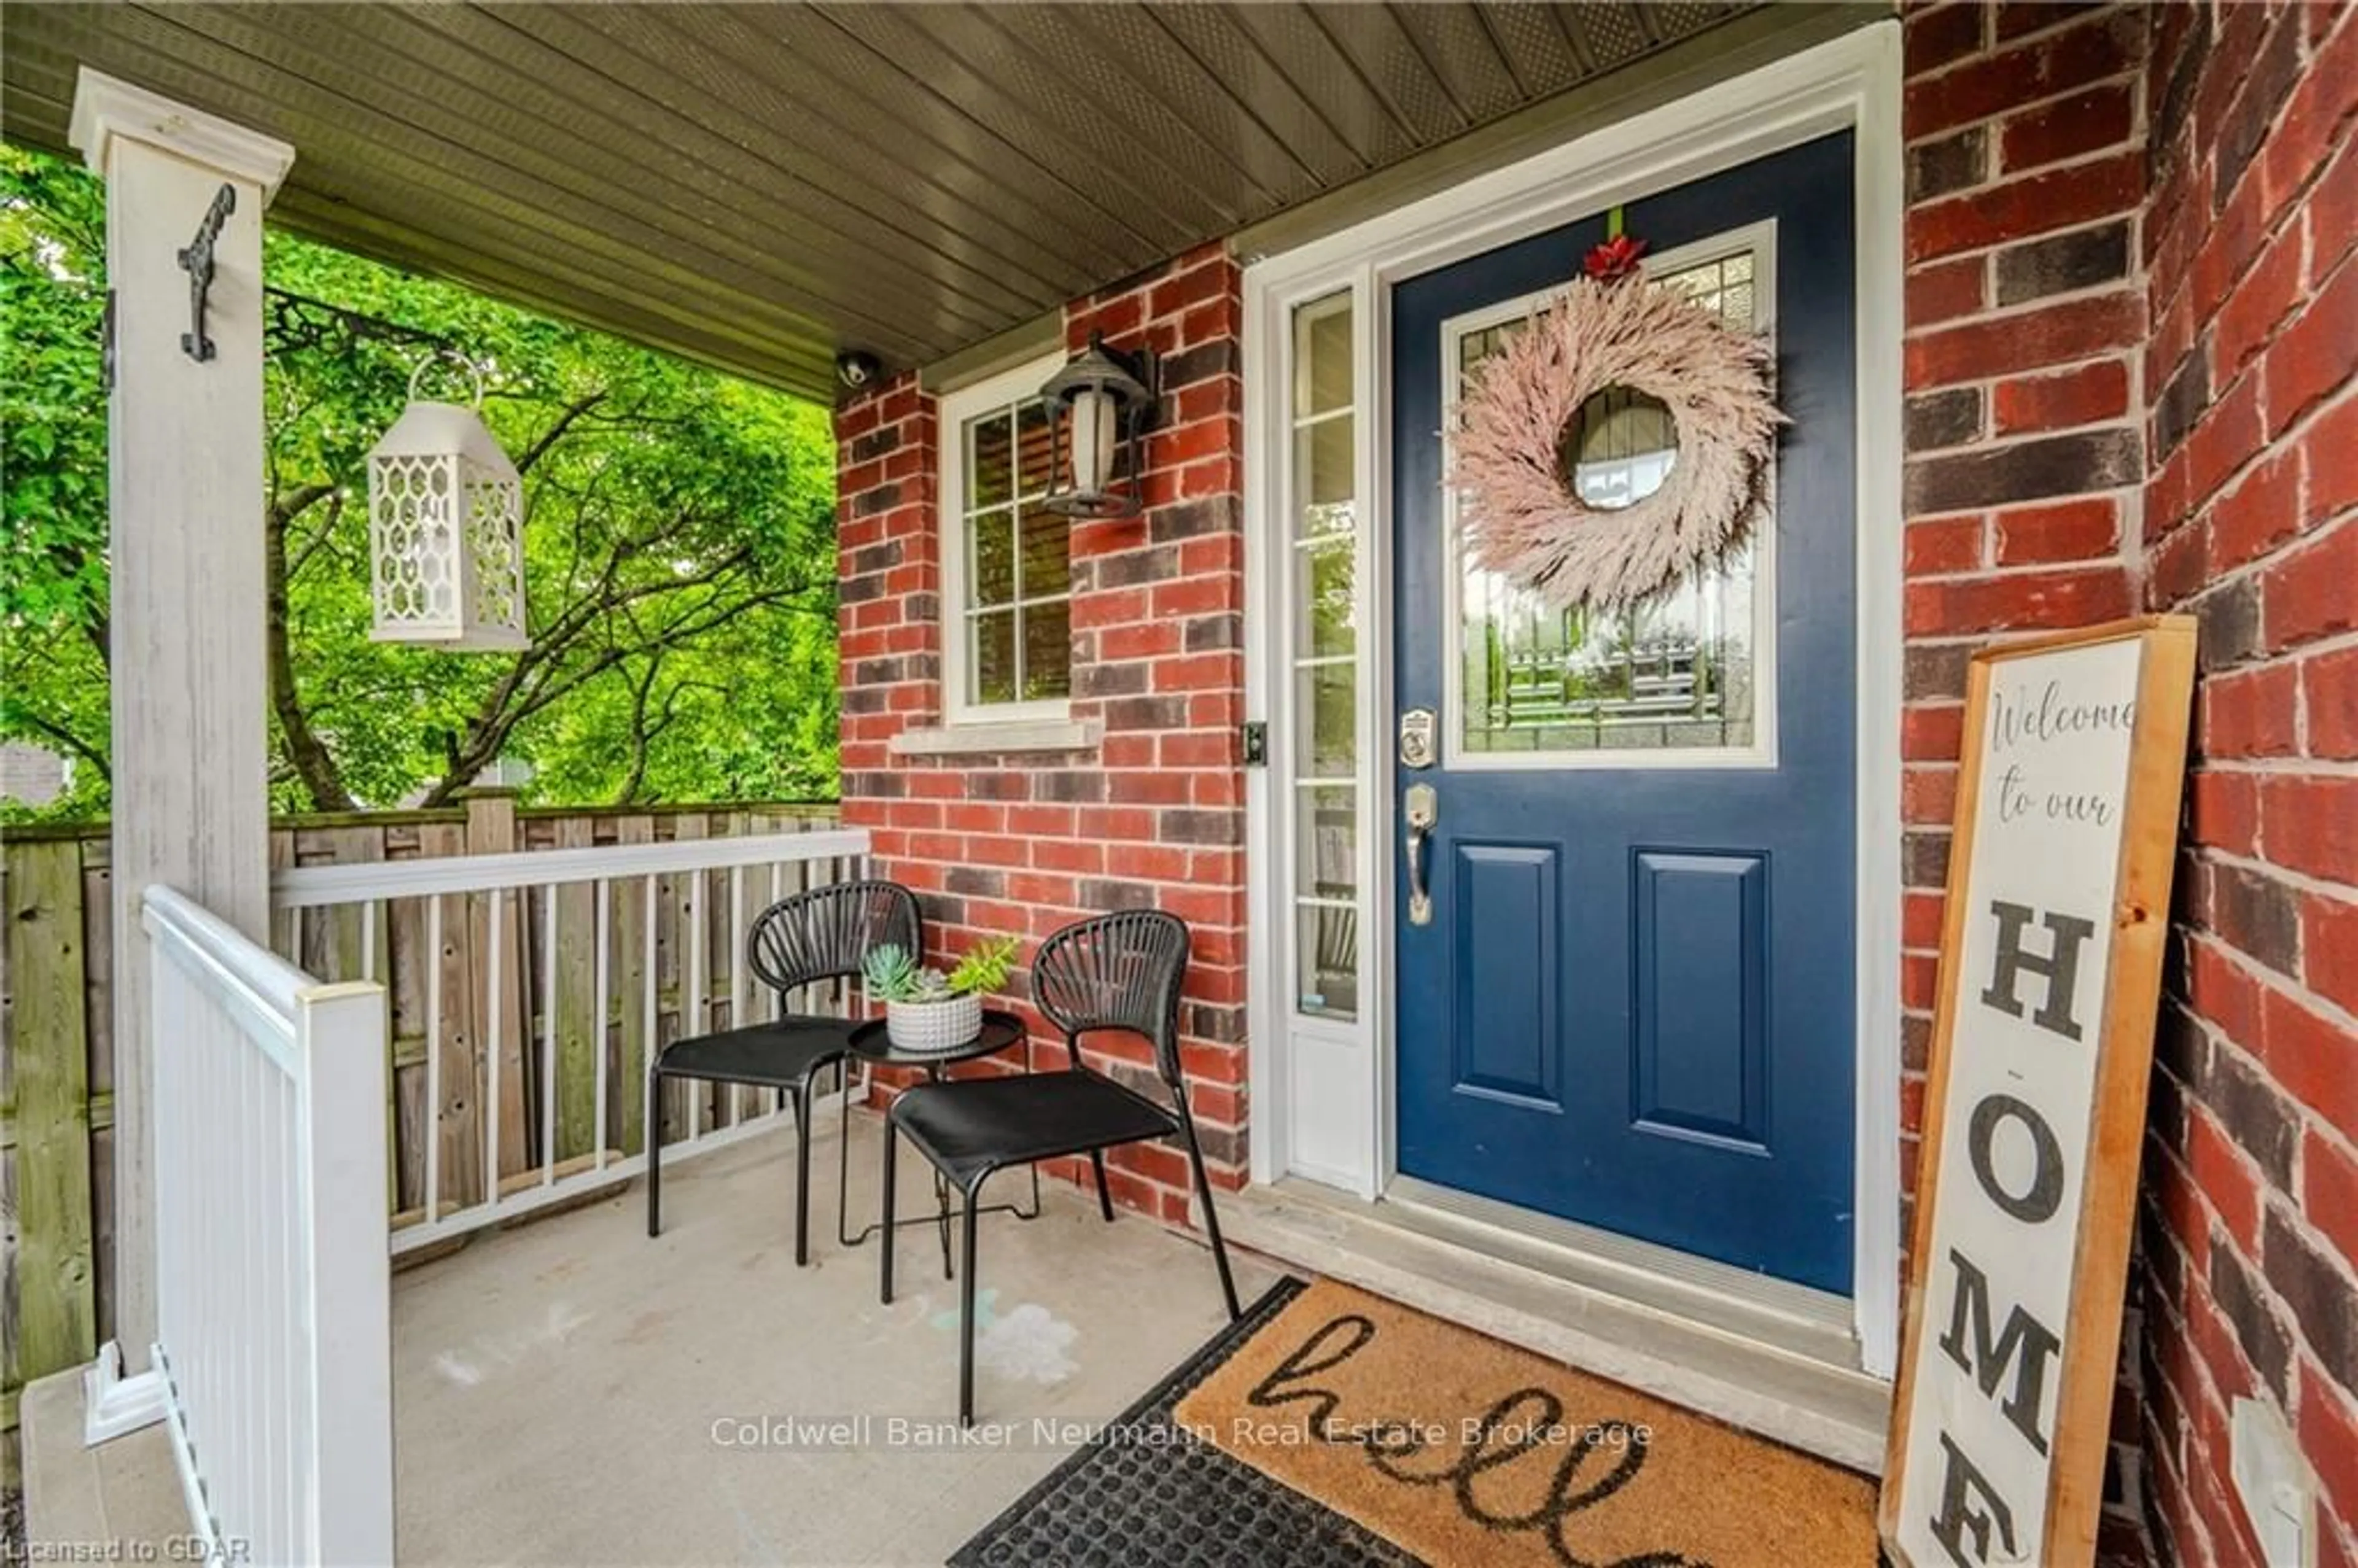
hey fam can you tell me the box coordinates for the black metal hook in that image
[177,182,236,362]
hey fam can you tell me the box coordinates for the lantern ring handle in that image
[407,349,486,407]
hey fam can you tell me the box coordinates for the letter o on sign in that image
[1967,1093,2064,1224]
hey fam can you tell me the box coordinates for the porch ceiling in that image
[1,2,1764,400]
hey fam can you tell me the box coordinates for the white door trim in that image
[1242,21,1905,1378]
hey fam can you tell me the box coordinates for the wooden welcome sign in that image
[1882,616,2196,1568]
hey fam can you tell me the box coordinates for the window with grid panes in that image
[942,357,1073,717]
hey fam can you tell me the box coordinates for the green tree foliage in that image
[2,144,839,817]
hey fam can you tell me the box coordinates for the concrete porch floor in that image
[393,1106,1278,1566]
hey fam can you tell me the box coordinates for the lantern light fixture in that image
[1039,331,1159,519]
[367,352,529,651]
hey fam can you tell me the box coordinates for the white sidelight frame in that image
[1241,22,1907,1376]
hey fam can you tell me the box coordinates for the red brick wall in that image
[1906,4,2358,1564]
[1901,5,2155,1558]
[1899,0,2149,1209]
[2136,4,2358,1565]
[833,243,1249,1223]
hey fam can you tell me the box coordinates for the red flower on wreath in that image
[1584,234,1648,284]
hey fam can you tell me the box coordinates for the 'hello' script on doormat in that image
[1175,1278,1877,1568]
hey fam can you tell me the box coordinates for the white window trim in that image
[1241,21,1905,1378]
[936,349,1072,732]
[889,716,1102,758]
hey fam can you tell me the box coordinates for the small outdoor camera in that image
[836,349,882,391]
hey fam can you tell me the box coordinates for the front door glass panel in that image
[1453,244,1771,762]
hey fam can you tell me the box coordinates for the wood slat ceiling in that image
[1,2,1757,400]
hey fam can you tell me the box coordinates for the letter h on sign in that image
[1979,900,2096,1041]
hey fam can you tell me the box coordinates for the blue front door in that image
[1391,133,1858,1295]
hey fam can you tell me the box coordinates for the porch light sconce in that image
[365,352,529,651]
[1039,332,1159,519]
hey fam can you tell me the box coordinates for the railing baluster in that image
[201,1001,222,1475]
[688,869,706,1141]
[728,864,745,1126]
[424,893,442,1227]
[233,1034,254,1534]
[593,877,610,1171]
[263,1068,288,1554]
[768,861,785,1116]
[768,862,784,1024]
[542,883,558,1188]
[642,874,657,1159]
[486,885,505,1201]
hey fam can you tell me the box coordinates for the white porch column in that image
[69,70,294,1393]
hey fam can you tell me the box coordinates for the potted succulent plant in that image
[861,934,1021,1055]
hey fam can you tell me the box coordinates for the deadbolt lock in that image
[1399,707,1436,769]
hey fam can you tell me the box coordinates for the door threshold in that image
[1223,1177,1892,1475]
[1380,1175,1857,1370]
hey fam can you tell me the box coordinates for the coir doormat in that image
[1172,1278,1878,1568]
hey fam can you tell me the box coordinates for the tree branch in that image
[286,490,346,580]
[269,481,338,532]
[6,708,111,783]
[264,489,357,810]
[611,653,666,806]
[418,576,829,805]
[513,392,608,476]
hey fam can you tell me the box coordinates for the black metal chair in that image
[879,909,1242,1425]
[647,879,919,1264]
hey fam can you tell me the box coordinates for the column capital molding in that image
[69,67,295,202]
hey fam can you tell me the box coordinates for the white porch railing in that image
[144,884,394,1567]
[270,827,871,1254]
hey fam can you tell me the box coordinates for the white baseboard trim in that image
[82,1341,169,1446]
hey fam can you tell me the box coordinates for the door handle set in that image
[1401,708,1439,926]
[1404,783,1437,926]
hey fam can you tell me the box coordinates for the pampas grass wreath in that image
[1450,274,1784,613]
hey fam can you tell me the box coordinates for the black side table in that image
[837,1009,1039,1276]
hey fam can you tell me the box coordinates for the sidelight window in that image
[1290,291,1361,1022]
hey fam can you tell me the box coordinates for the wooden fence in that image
[0,795,838,1482]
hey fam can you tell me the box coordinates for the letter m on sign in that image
[1938,1248,2061,1455]
[1979,901,2096,1041]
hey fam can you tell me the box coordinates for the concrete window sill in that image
[888,717,1103,757]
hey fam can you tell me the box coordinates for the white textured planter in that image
[885,993,983,1055]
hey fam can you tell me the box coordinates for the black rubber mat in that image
[949,1276,1423,1567]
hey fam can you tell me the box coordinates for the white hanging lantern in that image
[367,354,528,650]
